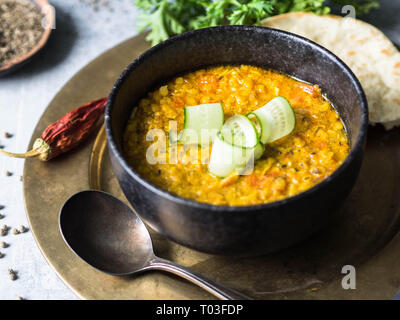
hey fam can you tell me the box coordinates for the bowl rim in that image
[105,25,369,213]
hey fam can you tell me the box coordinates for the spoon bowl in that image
[59,190,154,275]
[59,190,251,300]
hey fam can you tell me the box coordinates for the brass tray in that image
[24,34,400,300]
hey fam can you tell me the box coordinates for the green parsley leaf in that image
[135,0,380,46]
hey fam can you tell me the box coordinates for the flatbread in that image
[262,12,400,130]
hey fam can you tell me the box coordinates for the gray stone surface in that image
[0,0,138,300]
[0,0,399,300]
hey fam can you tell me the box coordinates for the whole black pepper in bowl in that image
[0,0,45,67]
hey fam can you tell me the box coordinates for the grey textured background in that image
[0,0,138,300]
[0,0,399,300]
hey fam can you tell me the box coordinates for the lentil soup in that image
[123,65,349,206]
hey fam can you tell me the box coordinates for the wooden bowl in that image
[0,0,54,76]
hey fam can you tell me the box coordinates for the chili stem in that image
[0,148,42,159]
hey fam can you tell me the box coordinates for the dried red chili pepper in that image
[0,97,107,161]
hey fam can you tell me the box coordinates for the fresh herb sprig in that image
[136,0,209,45]
[135,0,380,46]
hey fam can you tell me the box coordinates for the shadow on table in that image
[0,4,77,79]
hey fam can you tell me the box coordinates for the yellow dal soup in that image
[123,65,349,206]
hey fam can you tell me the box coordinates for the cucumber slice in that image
[220,114,259,148]
[254,142,265,160]
[208,134,264,178]
[179,103,224,145]
[250,97,296,143]
[247,112,271,144]
[208,133,256,178]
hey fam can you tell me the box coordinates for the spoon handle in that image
[149,258,252,300]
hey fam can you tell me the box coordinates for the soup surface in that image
[123,65,349,206]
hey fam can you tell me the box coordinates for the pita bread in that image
[262,12,400,130]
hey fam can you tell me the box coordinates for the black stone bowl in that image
[105,26,368,256]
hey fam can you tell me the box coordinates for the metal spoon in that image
[59,190,251,300]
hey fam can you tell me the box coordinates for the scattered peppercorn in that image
[18,225,27,233]
[0,252,4,258]
[8,269,17,281]
[17,296,23,300]
[0,205,4,210]
[0,241,7,248]
[0,214,4,220]
[4,132,13,139]
[12,228,20,235]
[5,170,12,177]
